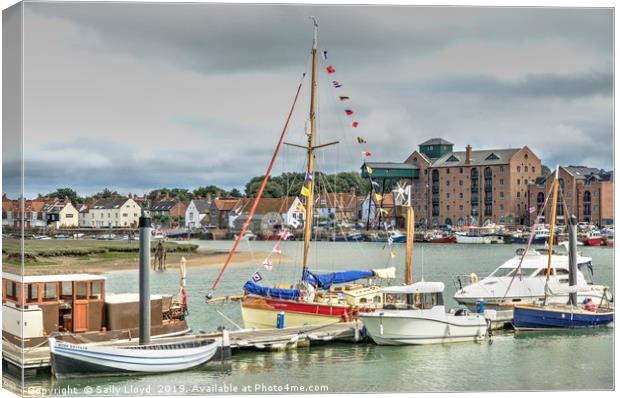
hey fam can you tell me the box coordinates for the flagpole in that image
[301,18,318,277]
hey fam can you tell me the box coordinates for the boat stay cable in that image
[208,73,307,294]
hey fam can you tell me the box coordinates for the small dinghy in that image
[50,337,218,378]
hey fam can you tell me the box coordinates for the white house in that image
[89,197,141,228]
[43,200,79,228]
[185,199,211,228]
[78,204,91,228]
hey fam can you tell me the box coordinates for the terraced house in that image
[88,197,141,228]
[403,138,542,226]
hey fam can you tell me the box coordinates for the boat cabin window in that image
[490,268,516,277]
[26,284,39,303]
[90,281,103,299]
[554,268,570,284]
[413,292,443,309]
[42,282,58,302]
[61,281,72,300]
[75,282,88,300]
[535,268,550,277]
[6,281,17,301]
[578,262,594,285]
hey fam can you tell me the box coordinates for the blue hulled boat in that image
[513,304,613,330]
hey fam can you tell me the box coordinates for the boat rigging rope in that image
[208,73,307,294]
[499,183,555,303]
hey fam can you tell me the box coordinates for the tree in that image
[245,177,285,198]
[541,165,551,176]
[193,185,227,198]
[48,188,82,204]
[229,188,243,198]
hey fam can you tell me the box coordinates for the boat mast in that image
[543,166,560,304]
[302,18,318,275]
[404,205,414,285]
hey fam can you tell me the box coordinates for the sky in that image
[2,2,614,197]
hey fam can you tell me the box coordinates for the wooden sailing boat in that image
[512,168,614,330]
[208,20,395,329]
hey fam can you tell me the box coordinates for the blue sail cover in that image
[243,281,301,301]
[305,270,375,289]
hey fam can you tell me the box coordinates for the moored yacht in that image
[453,249,610,310]
[360,282,487,345]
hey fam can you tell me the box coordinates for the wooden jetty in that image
[3,321,364,375]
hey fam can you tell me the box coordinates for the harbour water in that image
[6,241,614,394]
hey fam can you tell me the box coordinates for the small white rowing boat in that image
[50,337,219,378]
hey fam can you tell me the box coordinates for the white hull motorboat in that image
[454,249,611,310]
[360,282,488,345]
[50,337,219,378]
[455,234,492,244]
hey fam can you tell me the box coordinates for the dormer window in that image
[446,155,459,162]
[485,153,500,161]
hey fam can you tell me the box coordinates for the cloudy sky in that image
[3,2,613,197]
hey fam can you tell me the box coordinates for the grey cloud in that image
[417,71,612,98]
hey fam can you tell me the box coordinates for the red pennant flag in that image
[272,244,282,255]
[362,151,372,157]
[345,109,354,116]
[352,121,359,128]
[326,65,336,74]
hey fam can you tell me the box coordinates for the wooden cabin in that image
[2,273,106,337]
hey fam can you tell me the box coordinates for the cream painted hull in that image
[240,304,343,329]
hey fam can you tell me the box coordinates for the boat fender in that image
[470,273,478,284]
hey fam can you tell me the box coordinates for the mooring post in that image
[139,208,152,345]
[568,214,578,306]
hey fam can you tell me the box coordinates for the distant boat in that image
[581,230,603,246]
[455,228,492,244]
[50,337,218,378]
[425,232,456,244]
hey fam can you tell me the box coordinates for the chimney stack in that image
[465,144,472,165]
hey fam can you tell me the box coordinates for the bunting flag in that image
[339,95,350,101]
[289,218,301,228]
[362,151,372,157]
[375,193,383,202]
[295,201,306,213]
[305,171,313,181]
[345,109,354,116]
[352,121,359,128]
[326,65,336,74]
[529,206,536,214]
[390,251,397,259]
[252,271,263,282]
[322,50,328,60]
[371,180,381,190]
[272,244,282,255]
[332,81,342,88]
[281,229,293,239]
[356,136,366,144]
[366,166,374,174]
[387,236,394,246]
[301,186,311,197]
[263,259,273,270]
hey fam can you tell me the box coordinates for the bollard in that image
[276,311,285,329]
[476,298,485,314]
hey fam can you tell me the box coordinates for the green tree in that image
[245,177,285,198]
[193,185,228,198]
[48,188,82,204]
[541,165,551,176]
[229,188,243,198]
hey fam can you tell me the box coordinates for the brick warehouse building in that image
[403,138,542,227]
[527,166,614,226]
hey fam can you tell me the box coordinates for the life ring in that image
[470,273,479,284]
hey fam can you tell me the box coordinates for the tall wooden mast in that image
[302,19,318,274]
[543,166,560,304]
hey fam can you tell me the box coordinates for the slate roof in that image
[431,148,521,167]
[363,162,419,170]
[564,166,612,181]
[419,138,454,146]
[192,199,211,213]
[91,197,131,210]
[151,200,180,211]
